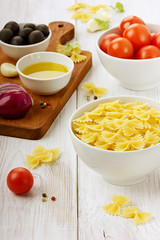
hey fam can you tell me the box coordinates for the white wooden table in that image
[1,0,160,239]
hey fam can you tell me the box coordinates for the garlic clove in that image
[0,63,18,77]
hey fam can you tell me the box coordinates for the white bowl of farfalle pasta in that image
[69,95,160,185]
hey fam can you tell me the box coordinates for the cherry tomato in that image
[7,167,34,195]
[107,37,134,59]
[123,23,151,51]
[136,45,160,59]
[152,32,160,49]
[100,33,120,53]
[119,15,145,36]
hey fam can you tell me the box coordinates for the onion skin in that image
[0,82,33,119]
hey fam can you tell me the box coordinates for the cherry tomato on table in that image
[7,167,34,195]
[107,37,134,59]
[100,33,120,53]
[123,23,151,51]
[136,45,160,59]
[152,32,160,49]
[119,15,145,36]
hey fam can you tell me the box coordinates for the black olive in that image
[28,30,45,44]
[0,28,14,43]
[36,24,49,37]
[10,36,24,45]
[4,21,19,35]
[23,23,36,30]
[18,27,33,40]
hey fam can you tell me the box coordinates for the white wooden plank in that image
[0,0,78,239]
[76,0,160,239]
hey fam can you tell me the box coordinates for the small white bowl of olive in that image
[0,21,52,60]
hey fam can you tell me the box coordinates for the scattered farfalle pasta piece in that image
[49,148,60,161]
[86,4,108,13]
[56,44,67,55]
[57,42,87,63]
[82,81,107,97]
[102,194,130,216]
[71,9,93,22]
[70,51,87,63]
[134,211,152,226]
[102,203,121,216]
[26,145,60,169]
[120,206,139,218]
[67,3,87,10]
[72,100,160,151]
[71,8,84,19]
[112,194,131,206]
[121,206,152,226]
[102,195,152,226]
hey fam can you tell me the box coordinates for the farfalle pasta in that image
[71,9,93,23]
[26,145,60,169]
[102,195,152,226]
[70,51,87,63]
[72,100,160,151]
[67,3,87,10]
[86,4,108,13]
[121,206,152,226]
[57,42,87,63]
[82,81,107,97]
[102,194,131,216]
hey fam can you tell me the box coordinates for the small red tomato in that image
[152,32,160,49]
[123,23,151,51]
[107,37,134,59]
[7,167,34,195]
[100,33,120,53]
[136,45,160,59]
[119,15,145,36]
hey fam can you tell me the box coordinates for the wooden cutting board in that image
[0,21,92,140]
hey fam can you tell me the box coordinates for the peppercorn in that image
[94,96,98,100]
[51,196,56,201]
[42,193,47,198]
[86,95,90,101]
[42,197,46,202]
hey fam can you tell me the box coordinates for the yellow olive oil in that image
[22,62,68,79]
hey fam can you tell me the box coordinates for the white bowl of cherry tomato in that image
[96,16,160,90]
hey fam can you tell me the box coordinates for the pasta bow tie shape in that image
[102,194,131,216]
[102,194,152,226]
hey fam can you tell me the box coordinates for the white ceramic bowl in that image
[69,96,160,186]
[96,24,160,91]
[0,28,52,60]
[16,51,74,95]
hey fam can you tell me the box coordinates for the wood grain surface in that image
[1,1,160,240]
[0,21,92,140]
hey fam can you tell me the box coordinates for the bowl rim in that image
[96,23,160,62]
[16,51,74,81]
[69,95,160,154]
[0,28,52,49]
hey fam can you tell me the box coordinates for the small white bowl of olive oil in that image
[16,51,74,95]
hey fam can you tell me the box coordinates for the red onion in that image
[0,82,33,119]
